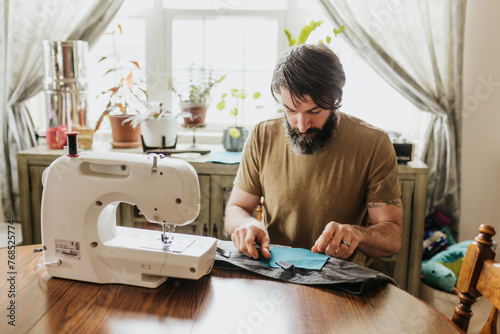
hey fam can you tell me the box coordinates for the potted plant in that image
[169,65,225,125]
[94,25,148,148]
[216,89,261,152]
[126,102,179,149]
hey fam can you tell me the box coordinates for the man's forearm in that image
[350,221,402,258]
[224,205,265,236]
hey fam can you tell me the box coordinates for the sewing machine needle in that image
[162,223,167,244]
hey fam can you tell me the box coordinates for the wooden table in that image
[18,145,428,296]
[1,245,462,334]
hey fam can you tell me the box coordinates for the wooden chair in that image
[452,224,499,333]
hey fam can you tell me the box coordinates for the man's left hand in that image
[311,221,360,259]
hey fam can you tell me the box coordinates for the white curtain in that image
[0,0,124,222]
[318,0,465,235]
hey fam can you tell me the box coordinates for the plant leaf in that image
[129,89,147,105]
[97,90,110,98]
[253,92,261,99]
[230,108,238,117]
[333,26,345,36]
[217,100,226,110]
[137,87,148,100]
[326,36,331,44]
[126,71,133,88]
[297,20,324,45]
[98,56,108,63]
[130,61,140,69]
[284,29,296,46]
[217,74,226,83]
[94,109,110,132]
[105,87,119,95]
[104,68,118,76]
[118,24,123,35]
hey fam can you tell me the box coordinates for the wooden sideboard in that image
[377,159,429,296]
[17,144,428,296]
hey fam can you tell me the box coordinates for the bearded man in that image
[224,44,402,266]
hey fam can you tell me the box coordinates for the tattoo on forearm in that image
[367,199,402,208]
[384,199,402,207]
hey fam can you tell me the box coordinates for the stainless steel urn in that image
[42,40,91,148]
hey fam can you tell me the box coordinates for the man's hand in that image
[311,221,360,259]
[231,222,271,259]
[312,199,403,259]
[224,186,270,259]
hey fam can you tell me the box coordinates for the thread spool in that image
[66,132,79,157]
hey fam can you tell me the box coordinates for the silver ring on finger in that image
[340,240,350,247]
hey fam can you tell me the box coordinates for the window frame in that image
[143,7,287,135]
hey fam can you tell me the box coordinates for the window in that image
[169,14,281,128]
[29,0,429,154]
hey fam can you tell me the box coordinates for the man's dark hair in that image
[271,44,346,110]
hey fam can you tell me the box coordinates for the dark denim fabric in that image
[214,240,397,295]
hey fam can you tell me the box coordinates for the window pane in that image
[172,19,205,68]
[244,19,279,70]
[238,71,278,124]
[171,15,279,126]
[87,18,146,129]
[205,18,245,70]
[173,17,278,71]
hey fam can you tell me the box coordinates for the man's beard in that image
[284,110,338,155]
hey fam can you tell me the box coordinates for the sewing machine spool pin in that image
[148,153,166,174]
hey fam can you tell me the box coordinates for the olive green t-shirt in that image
[234,112,401,266]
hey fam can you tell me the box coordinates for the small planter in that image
[179,102,209,125]
[222,127,248,152]
[109,115,142,148]
[141,116,178,149]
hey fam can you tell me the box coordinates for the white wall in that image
[461,0,500,240]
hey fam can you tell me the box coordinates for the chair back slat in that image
[452,224,498,333]
[476,260,500,310]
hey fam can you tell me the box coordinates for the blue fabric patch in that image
[206,151,242,164]
[260,247,330,270]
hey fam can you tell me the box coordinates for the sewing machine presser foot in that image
[161,223,175,246]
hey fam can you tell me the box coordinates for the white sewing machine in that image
[40,149,217,288]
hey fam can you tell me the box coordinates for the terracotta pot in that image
[109,115,142,148]
[179,102,209,125]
